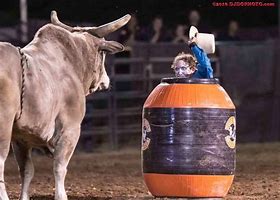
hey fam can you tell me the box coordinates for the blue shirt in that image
[191,45,213,78]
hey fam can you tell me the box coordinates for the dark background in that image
[0,0,278,28]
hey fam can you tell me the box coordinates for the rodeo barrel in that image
[142,78,236,198]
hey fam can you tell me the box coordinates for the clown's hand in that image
[187,34,198,47]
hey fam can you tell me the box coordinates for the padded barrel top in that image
[144,78,235,109]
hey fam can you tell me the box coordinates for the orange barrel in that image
[142,78,236,198]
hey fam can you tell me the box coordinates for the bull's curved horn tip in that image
[50,10,58,22]
[124,14,131,21]
[125,14,131,18]
[51,10,57,17]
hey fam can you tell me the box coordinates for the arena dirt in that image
[4,143,280,200]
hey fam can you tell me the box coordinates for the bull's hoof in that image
[0,193,9,200]
[0,186,9,200]
[55,194,68,200]
[19,196,29,200]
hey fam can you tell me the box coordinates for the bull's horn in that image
[86,14,131,37]
[50,10,74,32]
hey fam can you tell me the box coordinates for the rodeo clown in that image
[171,26,214,78]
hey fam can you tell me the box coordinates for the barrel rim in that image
[161,78,220,84]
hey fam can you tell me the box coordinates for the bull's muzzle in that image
[99,82,109,90]
[98,72,110,91]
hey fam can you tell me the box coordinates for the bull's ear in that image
[99,41,125,54]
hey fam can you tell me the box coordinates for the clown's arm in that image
[190,43,213,78]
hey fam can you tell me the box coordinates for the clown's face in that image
[174,60,196,78]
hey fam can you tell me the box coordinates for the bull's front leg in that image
[0,137,11,200]
[0,114,15,200]
[12,142,34,200]
[53,126,80,200]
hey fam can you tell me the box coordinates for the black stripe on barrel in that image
[143,108,236,175]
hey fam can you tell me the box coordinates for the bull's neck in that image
[60,42,97,95]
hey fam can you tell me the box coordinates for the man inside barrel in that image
[171,35,213,78]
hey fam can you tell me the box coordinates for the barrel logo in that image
[224,116,236,149]
[142,118,151,151]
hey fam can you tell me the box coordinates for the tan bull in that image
[0,11,130,200]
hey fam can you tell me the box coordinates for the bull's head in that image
[50,11,131,94]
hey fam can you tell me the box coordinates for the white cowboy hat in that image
[189,26,215,54]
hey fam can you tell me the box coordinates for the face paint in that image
[174,60,196,78]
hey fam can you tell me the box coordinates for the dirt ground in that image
[4,142,280,200]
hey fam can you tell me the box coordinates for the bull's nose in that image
[99,83,108,90]
[100,83,106,89]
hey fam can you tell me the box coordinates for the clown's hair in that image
[171,52,197,69]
